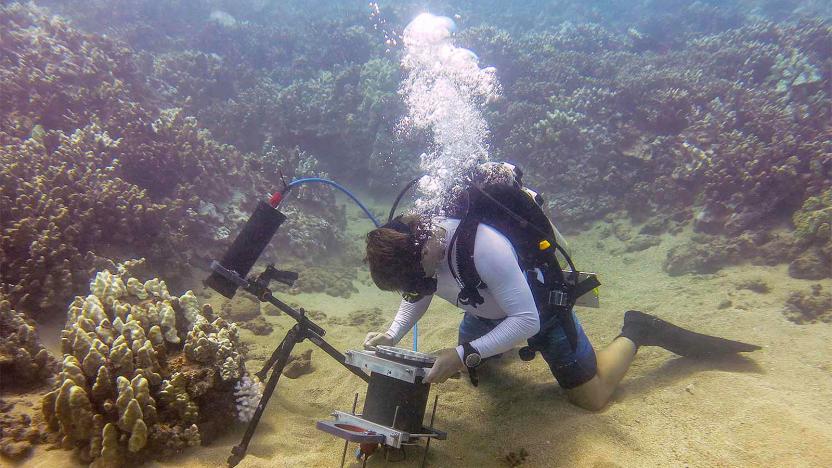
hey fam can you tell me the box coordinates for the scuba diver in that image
[362,162,759,411]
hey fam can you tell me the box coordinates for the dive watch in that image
[461,342,481,387]
[462,342,482,368]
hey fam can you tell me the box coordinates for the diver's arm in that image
[385,295,433,343]
[458,226,540,360]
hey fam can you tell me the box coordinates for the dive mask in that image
[401,276,438,303]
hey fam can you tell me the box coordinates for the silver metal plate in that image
[570,271,600,308]
[344,350,428,383]
[375,345,437,366]
[327,411,444,448]
[331,411,409,448]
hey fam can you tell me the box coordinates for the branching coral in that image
[0,3,351,316]
[0,124,170,316]
[41,269,248,465]
[233,375,263,423]
[0,3,146,145]
[462,17,831,253]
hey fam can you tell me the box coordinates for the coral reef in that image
[460,15,830,267]
[40,269,249,465]
[0,124,170,317]
[12,0,826,275]
[783,285,832,324]
[664,231,801,276]
[0,3,350,320]
[789,248,832,280]
[0,298,57,390]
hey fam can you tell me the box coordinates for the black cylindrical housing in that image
[205,201,286,298]
[362,372,430,434]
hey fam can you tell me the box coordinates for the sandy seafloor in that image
[16,201,832,468]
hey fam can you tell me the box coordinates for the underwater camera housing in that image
[204,200,287,298]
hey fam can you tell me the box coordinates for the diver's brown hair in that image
[365,214,425,292]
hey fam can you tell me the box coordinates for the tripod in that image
[212,263,370,468]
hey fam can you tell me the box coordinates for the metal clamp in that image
[548,289,568,306]
[210,261,249,288]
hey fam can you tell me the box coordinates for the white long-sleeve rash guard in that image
[385,219,541,362]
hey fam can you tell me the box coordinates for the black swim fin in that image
[620,310,761,357]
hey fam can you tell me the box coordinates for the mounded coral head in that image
[42,268,248,465]
[0,298,57,390]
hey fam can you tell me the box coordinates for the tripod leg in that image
[255,329,289,380]
[228,324,300,467]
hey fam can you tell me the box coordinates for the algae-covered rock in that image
[289,266,359,298]
[663,243,734,276]
[788,247,832,280]
[783,285,832,324]
[240,316,274,336]
[220,293,261,322]
[662,232,788,276]
[283,349,314,379]
[793,190,832,251]
[330,308,386,329]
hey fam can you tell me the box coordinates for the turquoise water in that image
[0,1,830,467]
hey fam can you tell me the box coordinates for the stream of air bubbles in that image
[398,12,501,214]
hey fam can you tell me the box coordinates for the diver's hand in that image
[424,348,464,384]
[363,331,395,350]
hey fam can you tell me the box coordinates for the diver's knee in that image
[565,376,608,411]
[567,392,607,412]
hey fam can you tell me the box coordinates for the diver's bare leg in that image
[565,337,637,411]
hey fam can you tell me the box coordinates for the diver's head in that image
[365,214,437,301]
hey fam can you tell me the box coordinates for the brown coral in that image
[0,126,171,316]
[41,269,247,465]
[0,298,58,390]
[0,4,266,318]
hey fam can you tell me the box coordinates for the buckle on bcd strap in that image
[548,289,568,306]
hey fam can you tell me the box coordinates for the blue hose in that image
[287,178,381,227]
[285,177,419,351]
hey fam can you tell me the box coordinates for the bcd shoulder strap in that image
[449,182,555,308]
[448,189,487,307]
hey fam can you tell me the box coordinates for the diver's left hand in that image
[424,348,464,383]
